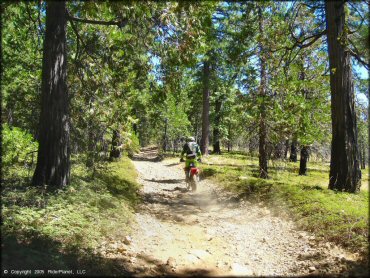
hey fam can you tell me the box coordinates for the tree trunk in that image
[200,60,210,155]
[227,122,231,152]
[86,125,96,167]
[297,61,310,175]
[258,7,268,179]
[162,117,168,152]
[325,1,361,192]
[299,146,309,175]
[273,142,284,159]
[110,129,121,159]
[195,116,199,143]
[213,96,222,154]
[359,141,366,169]
[32,1,70,188]
[362,143,366,169]
[289,138,298,162]
[213,130,221,154]
[284,139,289,159]
[258,109,268,179]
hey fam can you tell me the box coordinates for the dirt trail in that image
[116,148,364,277]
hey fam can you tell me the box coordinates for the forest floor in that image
[103,147,367,277]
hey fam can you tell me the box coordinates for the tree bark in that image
[163,117,168,152]
[32,1,70,188]
[297,61,310,175]
[325,1,361,192]
[299,146,309,175]
[200,60,210,155]
[289,138,298,162]
[258,7,268,179]
[110,129,121,159]
[213,96,222,154]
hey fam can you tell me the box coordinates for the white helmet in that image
[187,136,195,142]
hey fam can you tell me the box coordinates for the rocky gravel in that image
[100,149,367,277]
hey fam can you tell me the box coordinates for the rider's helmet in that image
[187,136,195,142]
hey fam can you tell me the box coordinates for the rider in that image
[180,136,202,181]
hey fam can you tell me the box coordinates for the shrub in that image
[2,124,38,173]
[125,132,140,156]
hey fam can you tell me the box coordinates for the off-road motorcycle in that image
[186,162,200,191]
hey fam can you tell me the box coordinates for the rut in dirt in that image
[119,147,367,277]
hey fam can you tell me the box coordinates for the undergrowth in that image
[1,156,141,274]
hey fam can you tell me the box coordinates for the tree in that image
[213,95,222,154]
[357,103,368,170]
[298,63,309,176]
[289,139,298,162]
[32,1,70,188]
[299,146,309,175]
[200,60,211,155]
[110,129,122,159]
[257,6,268,179]
[325,1,362,192]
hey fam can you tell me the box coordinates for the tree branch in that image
[347,2,366,35]
[37,0,44,33]
[301,2,325,10]
[67,16,103,70]
[297,30,326,49]
[290,29,325,48]
[25,3,37,24]
[66,11,127,28]
[348,39,370,70]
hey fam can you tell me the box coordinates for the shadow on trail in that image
[1,234,131,277]
[163,186,189,193]
[165,162,181,167]
[144,178,183,184]
[2,234,217,277]
[139,185,225,224]
[135,253,216,277]
[130,155,162,162]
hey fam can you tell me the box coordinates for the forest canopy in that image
[1,1,369,192]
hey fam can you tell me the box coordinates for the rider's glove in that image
[180,158,184,162]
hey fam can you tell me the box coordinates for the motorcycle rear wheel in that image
[189,175,197,191]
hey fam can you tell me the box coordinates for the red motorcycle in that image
[186,162,200,191]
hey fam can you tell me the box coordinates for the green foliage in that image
[2,1,368,274]
[2,2,43,134]
[164,91,191,142]
[2,124,38,174]
[2,157,140,266]
[126,131,141,155]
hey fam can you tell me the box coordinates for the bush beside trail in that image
[1,156,141,275]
